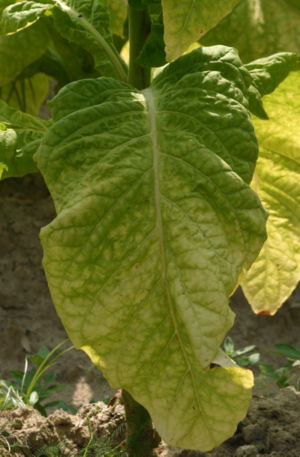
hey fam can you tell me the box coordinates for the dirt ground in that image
[0,173,300,456]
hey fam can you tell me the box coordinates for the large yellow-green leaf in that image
[0,100,48,179]
[201,0,300,63]
[162,0,240,61]
[36,46,266,450]
[242,72,300,314]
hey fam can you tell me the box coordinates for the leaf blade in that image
[0,100,48,179]
[162,0,240,60]
[0,0,53,34]
[1,73,50,115]
[50,0,127,80]
[0,19,49,86]
[108,0,127,37]
[242,71,300,314]
[36,46,266,450]
[201,0,300,63]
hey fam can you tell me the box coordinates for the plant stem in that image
[121,389,160,457]
[128,4,151,90]
[123,9,156,455]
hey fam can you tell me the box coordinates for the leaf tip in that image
[256,310,273,316]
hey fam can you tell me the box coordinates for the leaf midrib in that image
[143,87,210,423]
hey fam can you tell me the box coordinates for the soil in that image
[1,388,300,457]
[0,173,300,456]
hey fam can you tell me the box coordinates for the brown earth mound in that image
[0,387,299,457]
[0,400,125,456]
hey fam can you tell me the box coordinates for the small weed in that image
[34,441,70,457]
[257,343,300,390]
[0,340,76,416]
[223,338,300,391]
[78,406,126,457]
[32,439,126,457]
[222,337,260,366]
[0,381,25,410]
[78,440,126,456]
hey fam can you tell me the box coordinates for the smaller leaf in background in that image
[0,20,49,87]
[222,337,260,367]
[10,369,26,386]
[0,100,49,180]
[30,345,50,366]
[245,53,300,96]
[162,0,240,60]
[274,344,300,362]
[28,47,70,85]
[258,363,283,385]
[258,363,296,389]
[38,345,51,359]
[256,343,300,391]
[109,0,127,37]
[48,29,98,81]
[136,20,166,68]
[0,73,50,115]
[238,352,260,366]
[242,71,300,315]
[43,372,57,386]
[0,0,54,34]
[200,0,300,63]
[50,0,127,81]
[243,52,300,119]
[223,336,235,355]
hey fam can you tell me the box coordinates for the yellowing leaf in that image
[162,0,240,60]
[242,72,300,314]
[201,0,300,63]
[36,47,267,450]
[109,0,127,37]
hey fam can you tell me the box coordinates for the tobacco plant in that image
[0,0,300,453]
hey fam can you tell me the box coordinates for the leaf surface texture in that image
[36,46,267,450]
[162,0,240,60]
[0,100,48,179]
[201,0,300,62]
[242,72,300,314]
[51,0,127,80]
[0,20,48,86]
